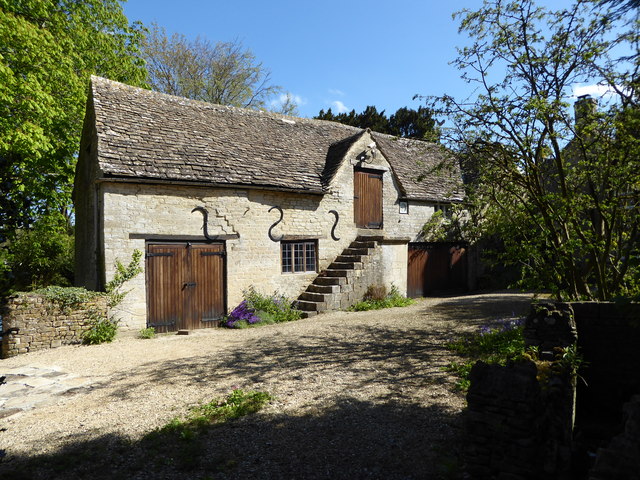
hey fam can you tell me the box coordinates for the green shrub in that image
[138,327,156,339]
[82,313,119,345]
[223,287,301,328]
[105,250,143,308]
[81,250,143,344]
[34,285,102,313]
[349,284,414,311]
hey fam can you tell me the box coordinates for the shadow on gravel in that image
[94,292,533,402]
[424,292,533,325]
[0,398,464,480]
[0,292,530,479]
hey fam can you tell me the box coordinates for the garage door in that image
[407,243,467,297]
[146,242,225,332]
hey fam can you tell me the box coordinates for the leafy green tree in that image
[315,105,440,140]
[428,0,639,300]
[389,106,441,141]
[0,0,147,238]
[141,23,281,109]
[1,210,74,294]
[0,0,147,293]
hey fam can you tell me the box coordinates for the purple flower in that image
[226,300,261,327]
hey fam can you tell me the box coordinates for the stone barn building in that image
[74,76,466,331]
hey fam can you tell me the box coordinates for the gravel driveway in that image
[0,292,532,479]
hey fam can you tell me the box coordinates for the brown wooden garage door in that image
[407,243,467,298]
[146,242,225,332]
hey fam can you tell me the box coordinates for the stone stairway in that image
[295,237,379,317]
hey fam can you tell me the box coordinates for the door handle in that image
[183,282,196,289]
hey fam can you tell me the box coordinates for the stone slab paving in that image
[0,366,94,418]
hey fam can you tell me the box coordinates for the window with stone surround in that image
[281,240,317,273]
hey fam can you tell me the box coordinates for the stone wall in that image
[465,301,640,479]
[466,303,577,479]
[1,293,108,358]
[572,302,640,424]
[589,395,640,480]
[466,358,575,479]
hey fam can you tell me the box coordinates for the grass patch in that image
[444,317,525,391]
[349,284,414,311]
[148,389,272,441]
[138,327,156,339]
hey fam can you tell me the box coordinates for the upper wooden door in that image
[354,168,383,228]
[146,242,225,332]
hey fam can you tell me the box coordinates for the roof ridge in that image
[90,75,363,133]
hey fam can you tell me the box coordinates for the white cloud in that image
[572,83,622,98]
[331,100,349,113]
[328,88,345,97]
[269,93,306,110]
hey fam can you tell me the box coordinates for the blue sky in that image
[123,0,596,118]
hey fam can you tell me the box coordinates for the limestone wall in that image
[1,293,107,358]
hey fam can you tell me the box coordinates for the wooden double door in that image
[407,243,467,298]
[146,242,225,332]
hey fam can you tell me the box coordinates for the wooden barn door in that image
[354,168,383,228]
[407,243,467,297]
[146,242,225,332]
[407,245,428,298]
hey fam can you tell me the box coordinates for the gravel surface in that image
[0,292,532,479]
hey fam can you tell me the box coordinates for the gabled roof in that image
[371,133,464,201]
[88,76,463,201]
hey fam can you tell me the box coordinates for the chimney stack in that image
[574,95,598,128]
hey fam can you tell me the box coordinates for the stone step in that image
[322,269,352,278]
[300,311,318,319]
[336,254,363,263]
[351,240,376,249]
[328,261,362,270]
[313,277,346,286]
[299,292,326,302]
[294,300,321,312]
[307,284,340,294]
[344,248,370,256]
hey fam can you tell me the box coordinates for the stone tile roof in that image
[371,133,464,202]
[90,76,463,201]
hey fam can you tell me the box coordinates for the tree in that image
[141,23,281,109]
[427,0,639,300]
[0,0,147,239]
[1,210,74,293]
[0,1,147,295]
[315,105,440,140]
[389,106,441,142]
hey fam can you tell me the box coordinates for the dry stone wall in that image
[465,301,640,479]
[1,293,107,358]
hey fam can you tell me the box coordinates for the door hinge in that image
[146,252,174,258]
[148,321,176,328]
[200,251,226,257]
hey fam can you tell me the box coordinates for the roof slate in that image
[89,76,463,201]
